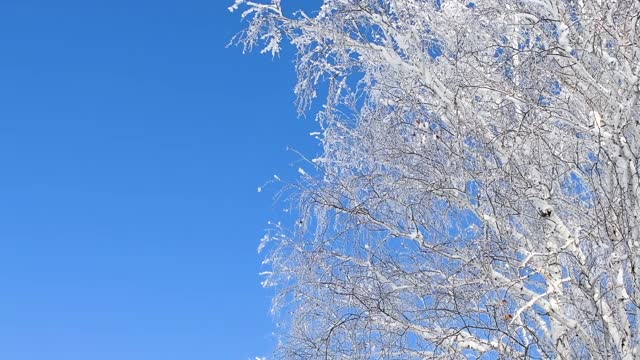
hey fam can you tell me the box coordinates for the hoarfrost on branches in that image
[232,0,640,358]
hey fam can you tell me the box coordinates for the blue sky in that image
[0,1,320,359]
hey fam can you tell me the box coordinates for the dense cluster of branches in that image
[232,0,640,358]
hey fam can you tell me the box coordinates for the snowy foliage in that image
[232,0,640,358]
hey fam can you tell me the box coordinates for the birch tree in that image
[231,0,640,358]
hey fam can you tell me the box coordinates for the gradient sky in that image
[0,1,321,359]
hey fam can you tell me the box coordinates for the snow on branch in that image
[232,0,640,358]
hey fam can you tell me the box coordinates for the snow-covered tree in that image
[231,0,640,358]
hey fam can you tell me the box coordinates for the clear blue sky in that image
[0,1,320,359]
